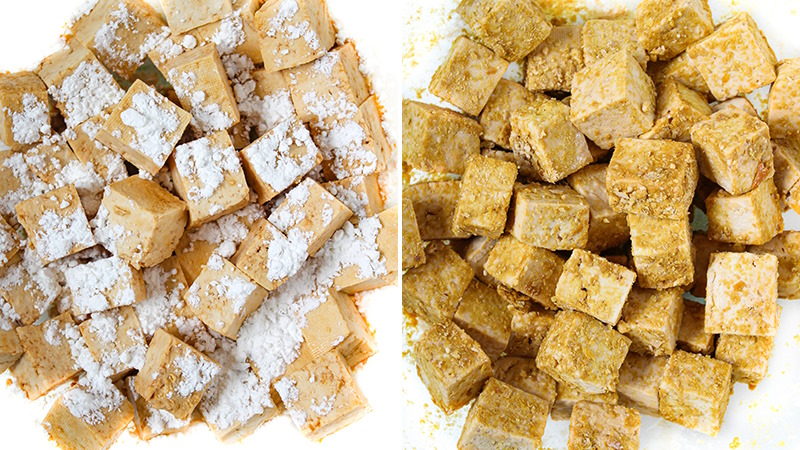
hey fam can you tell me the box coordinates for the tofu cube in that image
[582,18,647,70]
[509,183,590,250]
[78,306,146,379]
[768,59,800,138]
[750,231,800,299]
[691,108,773,195]
[554,250,636,325]
[606,138,698,219]
[493,356,557,407]
[124,376,191,440]
[642,78,712,142]
[567,164,630,253]
[0,328,23,373]
[231,218,307,291]
[658,350,733,436]
[301,290,376,367]
[648,51,710,95]
[65,111,128,185]
[101,176,188,268]
[617,352,669,416]
[705,252,779,336]
[0,71,50,150]
[275,349,368,440]
[479,79,543,148]
[772,138,800,197]
[458,378,550,449]
[322,173,383,219]
[536,310,631,394]
[690,234,743,298]
[462,236,498,286]
[402,197,425,271]
[687,12,777,101]
[568,401,641,450]
[23,139,80,185]
[336,205,399,294]
[509,98,592,182]
[705,179,783,246]
[525,25,584,92]
[570,50,656,150]
[453,154,517,238]
[413,320,492,412]
[454,280,512,360]
[677,299,715,355]
[552,382,618,421]
[402,100,482,175]
[635,0,714,61]
[161,0,231,34]
[0,254,60,326]
[0,215,20,270]
[404,181,469,240]
[241,119,321,204]
[628,214,694,289]
[712,97,760,117]
[715,332,775,385]
[457,0,552,62]
[616,287,684,356]
[506,307,555,358]
[134,329,220,420]
[66,256,147,316]
[15,185,95,264]
[255,0,335,72]
[402,244,473,324]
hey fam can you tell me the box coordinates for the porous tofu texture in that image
[617,352,669,416]
[768,59,800,138]
[617,287,684,356]
[705,252,779,336]
[658,350,733,436]
[453,154,517,238]
[508,183,590,251]
[479,79,544,150]
[567,164,630,253]
[569,49,656,150]
[457,0,552,62]
[582,18,647,70]
[567,401,641,450]
[628,214,694,290]
[606,138,698,219]
[402,244,474,324]
[454,280,512,360]
[635,0,714,61]
[642,78,712,142]
[536,310,631,395]
[705,178,783,246]
[750,231,800,299]
[525,25,584,92]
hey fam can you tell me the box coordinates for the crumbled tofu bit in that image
[48,59,124,129]
[174,136,240,201]
[120,90,181,165]
[247,120,319,193]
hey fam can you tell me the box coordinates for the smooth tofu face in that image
[43,386,135,450]
[66,256,147,316]
[402,244,473,324]
[78,306,146,379]
[453,280,512,360]
[705,252,779,336]
[552,381,618,421]
[525,25,584,92]
[628,214,694,289]
[677,299,715,354]
[768,59,800,138]
[644,78,712,142]
[0,72,50,150]
[484,235,563,309]
[616,287,684,356]
[401,197,425,271]
[658,350,733,436]
[567,164,629,253]
[255,0,335,72]
[161,0,232,34]
[635,0,714,60]
[567,401,641,450]
[750,231,800,299]
[506,307,555,358]
[404,180,469,240]
[715,332,775,385]
[706,179,783,246]
[687,12,777,101]
[617,352,669,416]
[509,183,590,251]
[493,356,557,406]
[582,18,647,70]
[453,154,517,238]
[457,0,551,62]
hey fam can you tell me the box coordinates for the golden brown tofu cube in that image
[454,280,511,361]
[706,179,783,246]
[570,50,656,150]
[768,59,800,138]
[690,234,743,298]
[0,327,23,373]
[715,333,775,385]
[536,310,631,394]
[462,236,498,286]
[506,306,555,358]
[687,12,777,101]
[479,79,543,148]
[705,252,779,336]
[307,290,377,367]
[554,250,636,325]
[402,244,473,324]
[161,0,232,34]
[457,0,551,62]
[453,154,517,238]
[658,350,733,436]
[691,108,773,196]
[65,256,147,316]
[509,183,589,250]
[628,214,694,289]
[413,321,492,412]
[567,164,630,253]
[322,173,383,219]
[493,356,557,407]
[677,299,715,355]
[525,25,584,92]
[404,180,469,240]
[78,306,146,380]
[231,218,307,291]
[402,100,482,175]
[617,352,669,416]
[750,231,800,299]
[772,138,800,198]
[617,287,684,356]
[582,18,647,70]
[648,51,710,95]
[635,0,714,61]
[606,138,698,219]
[0,71,50,150]
[552,382,618,421]
[642,78,712,142]
[401,197,426,271]
[568,401,641,450]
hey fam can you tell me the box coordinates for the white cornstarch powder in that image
[246,120,319,194]
[173,352,219,397]
[92,1,170,69]
[35,208,96,263]
[65,256,138,315]
[0,153,48,216]
[169,69,234,133]
[274,377,306,426]
[174,136,240,201]
[6,93,50,145]
[325,176,370,218]
[267,0,320,63]
[0,296,20,332]
[268,179,311,231]
[49,59,124,128]
[120,88,181,166]
[266,227,309,282]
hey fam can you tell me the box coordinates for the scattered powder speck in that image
[274,377,306,426]
[120,88,181,167]
[174,136,240,201]
[310,394,336,417]
[268,180,311,231]
[211,11,246,55]
[0,153,48,217]
[6,93,51,145]
[325,177,369,218]
[87,310,120,343]
[0,296,20,331]
[168,69,233,133]
[173,352,219,397]
[246,120,319,194]
[0,247,61,314]
[65,256,137,315]
[206,253,225,271]
[92,1,170,72]
[49,58,124,129]
[34,208,96,263]
[267,0,320,64]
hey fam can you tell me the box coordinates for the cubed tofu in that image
[0,71,50,150]
[404,181,469,240]
[705,179,783,246]
[15,185,95,264]
[0,216,20,270]
[302,290,376,367]
[323,173,383,220]
[101,176,188,268]
[454,280,512,360]
[554,250,636,325]
[551,382,619,421]
[161,0,232,34]
[493,356,557,407]
[508,183,590,250]
[458,378,550,449]
[658,350,733,436]
[687,12,777,101]
[231,218,307,291]
[479,79,543,148]
[0,254,60,326]
[750,231,800,299]
[134,329,220,420]
[606,138,698,219]
[715,332,775,385]
[401,197,426,271]
[635,0,714,61]
[690,234,743,298]
[617,287,684,356]
[570,50,656,150]
[567,164,630,253]
[505,306,555,358]
[768,59,800,138]
[23,139,80,186]
[642,78,712,142]
[525,25,584,92]
[66,256,147,316]
[568,401,641,450]
[453,154,517,238]
[65,111,128,185]
[457,0,551,62]
[677,299,715,354]
[691,108,773,195]
[628,214,694,289]
[648,51,710,95]
[124,376,191,440]
[462,236,498,286]
[772,138,800,197]
[509,98,592,182]
[536,310,631,394]
[336,206,398,294]
[617,352,669,416]
[705,252,779,336]
[78,306,146,379]
[712,97,760,117]
[582,19,647,70]
[0,327,23,373]
[402,244,473,324]
[402,100,482,175]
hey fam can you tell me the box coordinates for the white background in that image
[0,1,402,449]
[403,0,800,449]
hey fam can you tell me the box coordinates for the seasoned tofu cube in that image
[0,216,20,270]
[275,349,368,440]
[706,252,779,336]
[336,206,399,294]
[567,164,630,253]
[554,250,636,325]
[479,79,543,148]
[568,401,641,450]
[642,78,712,142]
[458,378,549,449]
[706,179,783,246]
[525,25,584,92]
[78,306,146,379]
[687,12,777,101]
[124,376,191,440]
[457,0,551,62]
[582,19,647,70]
[15,185,95,264]
[302,290,376,366]
[23,139,80,185]
[454,280,512,360]
[690,234,743,298]
[715,332,776,385]
[628,214,694,289]
[462,236,498,286]
[648,51,710,95]
[404,181,469,240]
[767,59,800,138]
[617,287,684,356]
[772,138,800,197]
[323,173,383,219]
[552,382,618,421]
[0,71,50,150]
[231,218,307,291]
[635,0,714,61]
[506,306,555,358]
[678,299,715,354]
[658,350,733,436]
[484,235,563,310]
[413,321,492,412]
[0,253,60,326]
[66,256,147,316]
[134,329,220,420]
[606,138,698,219]
[402,100,482,175]
[712,97,760,117]
[570,50,656,150]
[493,356,557,407]
[254,0,335,73]
[617,352,669,416]
[101,176,188,268]
[186,254,266,339]
[536,311,631,394]
[691,108,773,195]
[402,244,473,324]
[65,111,128,185]
[750,231,800,299]
[509,98,591,182]
[160,0,232,34]
[509,183,589,250]
[0,328,23,373]
[453,154,517,238]
[401,197,425,271]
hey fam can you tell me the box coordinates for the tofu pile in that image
[0,0,396,447]
[403,0,800,447]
